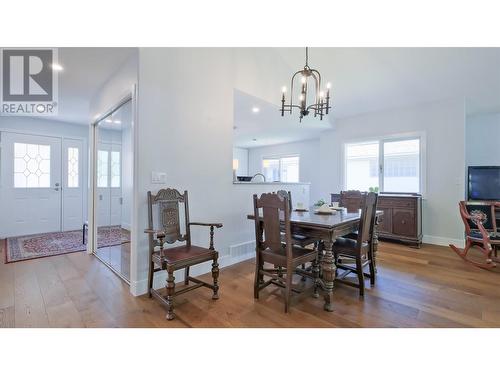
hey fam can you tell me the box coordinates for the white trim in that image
[422,235,464,248]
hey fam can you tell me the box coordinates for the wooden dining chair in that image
[333,192,378,296]
[340,190,364,213]
[276,190,318,280]
[144,188,223,320]
[253,192,318,313]
[449,201,500,269]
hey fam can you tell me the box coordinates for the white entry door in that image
[0,132,62,237]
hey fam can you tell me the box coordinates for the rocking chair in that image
[449,201,500,269]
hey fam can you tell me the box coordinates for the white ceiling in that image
[16,47,500,136]
[233,89,333,148]
[275,47,500,118]
[51,47,136,125]
[234,47,500,148]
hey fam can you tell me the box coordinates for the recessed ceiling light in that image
[51,63,63,71]
[252,107,260,113]
[104,119,112,123]
[114,120,122,124]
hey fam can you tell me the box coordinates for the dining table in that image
[247,207,383,312]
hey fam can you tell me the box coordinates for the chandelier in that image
[280,47,331,122]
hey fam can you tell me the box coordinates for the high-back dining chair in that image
[449,201,500,269]
[145,188,223,320]
[339,190,365,213]
[333,192,378,296]
[253,193,318,313]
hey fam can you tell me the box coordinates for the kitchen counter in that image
[233,181,310,185]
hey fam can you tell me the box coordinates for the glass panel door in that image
[94,99,132,281]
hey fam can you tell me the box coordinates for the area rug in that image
[4,226,130,263]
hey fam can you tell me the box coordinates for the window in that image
[345,142,379,191]
[14,142,50,188]
[262,156,299,183]
[344,137,422,193]
[97,150,109,188]
[383,139,420,192]
[67,147,79,188]
[110,151,121,188]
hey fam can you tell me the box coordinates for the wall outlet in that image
[151,171,167,184]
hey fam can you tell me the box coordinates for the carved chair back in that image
[253,193,293,260]
[330,193,341,205]
[356,192,378,248]
[459,201,496,235]
[340,190,365,213]
[276,190,293,210]
[147,189,191,253]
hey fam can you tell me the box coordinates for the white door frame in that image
[0,128,87,238]
[89,86,137,289]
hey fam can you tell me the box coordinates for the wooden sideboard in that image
[377,193,422,247]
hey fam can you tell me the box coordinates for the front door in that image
[0,132,62,237]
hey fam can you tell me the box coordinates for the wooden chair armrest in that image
[189,222,223,228]
[189,222,223,249]
[144,229,166,236]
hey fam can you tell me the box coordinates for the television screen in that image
[468,166,500,200]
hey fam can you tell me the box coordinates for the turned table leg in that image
[321,237,336,312]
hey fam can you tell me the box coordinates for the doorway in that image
[0,130,86,262]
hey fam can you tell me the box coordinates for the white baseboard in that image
[130,250,255,297]
[422,235,464,248]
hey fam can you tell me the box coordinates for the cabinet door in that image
[377,207,392,234]
[392,208,416,237]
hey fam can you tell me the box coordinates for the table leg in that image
[321,237,336,312]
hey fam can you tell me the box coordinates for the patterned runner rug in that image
[4,226,130,263]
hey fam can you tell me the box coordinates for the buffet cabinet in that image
[377,193,422,247]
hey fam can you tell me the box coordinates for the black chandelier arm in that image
[289,70,304,107]
[306,103,331,111]
[282,104,303,110]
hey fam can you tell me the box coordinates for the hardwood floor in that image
[1,239,500,328]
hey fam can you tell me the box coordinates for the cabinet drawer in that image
[378,197,416,209]
[392,208,416,237]
[377,207,392,234]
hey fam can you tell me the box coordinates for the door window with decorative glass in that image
[67,147,79,188]
[14,142,51,188]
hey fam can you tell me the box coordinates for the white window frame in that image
[342,132,426,196]
[261,154,300,183]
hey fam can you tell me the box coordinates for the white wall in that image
[133,48,307,295]
[248,139,322,203]
[232,147,249,176]
[466,113,500,167]
[318,98,466,245]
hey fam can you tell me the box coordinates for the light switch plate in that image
[151,171,167,184]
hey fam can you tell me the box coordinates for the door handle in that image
[54,182,60,191]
